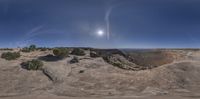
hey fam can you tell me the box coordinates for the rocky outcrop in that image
[102,54,142,71]
[42,61,71,83]
[1,49,200,98]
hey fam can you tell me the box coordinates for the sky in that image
[0,0,200,48]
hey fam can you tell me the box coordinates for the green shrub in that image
[71,48,85,56]
[21,45,37,52]
[29,44,36,51]
[1,52,20,60]
[21,59,43,70]
[53,48,69,58]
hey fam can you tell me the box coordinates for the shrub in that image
[1,52,20,60]
[40,48,47,51]
[71,48,85,56]
[21,47,31,52]
[53,48,69,58]
[40,47,48,51]
[21,45,37,52]
[29,44,36,51]
[21,59,43,70]
[70,56,79,64]
[37,47,48,51]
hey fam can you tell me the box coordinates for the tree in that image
[29,44,36,51]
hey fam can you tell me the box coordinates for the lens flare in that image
[97,30,104,36]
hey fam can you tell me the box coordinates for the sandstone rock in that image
[42,62,71,83]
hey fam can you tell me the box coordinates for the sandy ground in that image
[1,49,200,99]
[1,94,198,99]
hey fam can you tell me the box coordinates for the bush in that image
[37,47,48,51]
[70,56,79,64]
[40,47,48,51]
[29,44,36,51]
[21,47,31,52]
[53,48,69,58]
[40,48,47,51]
[1,52,20,60]
[21,59,43,70]
[71,48,85,56]
[21,45,37,52]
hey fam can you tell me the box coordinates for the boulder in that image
[42,62,71,83]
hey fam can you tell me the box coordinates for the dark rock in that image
[70,56,79,64]
[79,70,84,73]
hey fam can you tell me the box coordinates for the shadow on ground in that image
[38,54,63,61]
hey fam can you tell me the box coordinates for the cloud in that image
[24,25,45,38]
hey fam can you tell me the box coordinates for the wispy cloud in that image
[15,25,45,47]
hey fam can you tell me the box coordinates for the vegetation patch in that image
[53,48,69,58]
[0,48,13,51]
[21,44,37,52]
[21,59,43,70]
[1,52,20,60]
[21,47,31,52]
[71,48,85,56]
[37,47,48,51]
[29,45,36,51]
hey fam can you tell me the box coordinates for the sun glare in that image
[97,30,104,37]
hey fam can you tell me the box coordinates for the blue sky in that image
[0,0,200,48]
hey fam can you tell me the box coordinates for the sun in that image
[97,30,104,37]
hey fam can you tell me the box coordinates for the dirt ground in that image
[0,49,200,99]
[1,94,198,99]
